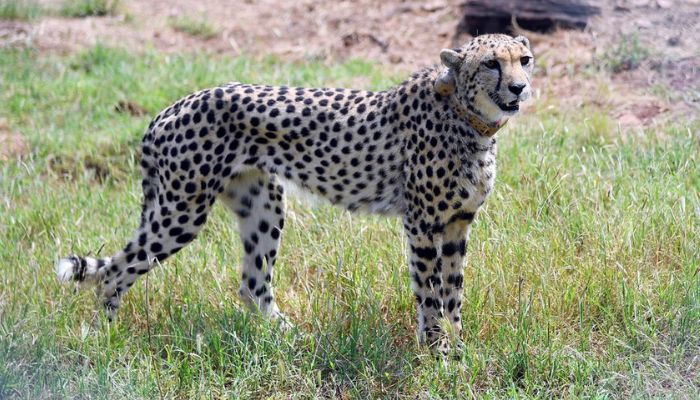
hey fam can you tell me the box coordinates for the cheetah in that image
[56,33,534,352]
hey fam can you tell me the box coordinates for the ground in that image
[0,0,699,398]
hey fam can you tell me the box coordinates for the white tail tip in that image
[56,258,76,282]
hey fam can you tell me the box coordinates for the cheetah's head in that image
[434,34,534,132]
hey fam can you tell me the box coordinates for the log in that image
[457,0,601,35]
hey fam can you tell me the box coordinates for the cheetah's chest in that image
[453,145,497,214]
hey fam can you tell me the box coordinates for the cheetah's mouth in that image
[501,100,520,112]
[489,91,521,113]
[494,98,520,113]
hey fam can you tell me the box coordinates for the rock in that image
[457,0,602,35]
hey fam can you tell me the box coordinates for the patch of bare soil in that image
[1,0,698,130]
[595,0,700,117]
[12,0,464,70]
[129,0,467,71]
[0,20,33,49]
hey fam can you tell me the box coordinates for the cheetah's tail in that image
[56,254,113,286]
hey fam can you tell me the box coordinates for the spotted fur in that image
[56,34,534,353]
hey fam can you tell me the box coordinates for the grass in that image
[168,15,219,39]
[0,0,120,20]
[0,45,698,398]
[59,0,120,18]
[603,33,651,73]
[0,0,44,20]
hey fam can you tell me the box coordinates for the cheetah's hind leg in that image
[56,151,217,321]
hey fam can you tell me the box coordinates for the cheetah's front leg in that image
[405,214,473,355]
[406,231,450,354]
[439,218,472,337]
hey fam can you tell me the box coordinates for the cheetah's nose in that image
[508,83,526,95]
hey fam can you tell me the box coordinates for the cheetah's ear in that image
[514,35,530,49]
[439,48,462,70]
[435,49,461,96]
[434,69,456,96]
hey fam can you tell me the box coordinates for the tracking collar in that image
[467,113,507,137]
[452,100,508,137]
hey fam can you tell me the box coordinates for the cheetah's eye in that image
[484,59,499,69]
[520,56,531,66]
